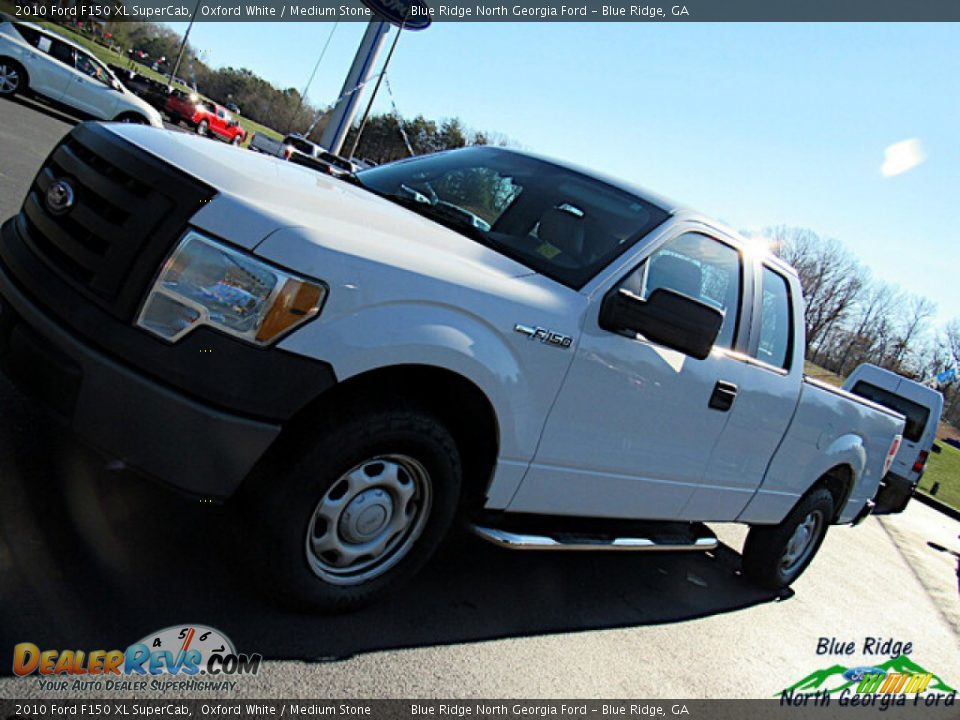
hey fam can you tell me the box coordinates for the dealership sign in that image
[360,0,432,29]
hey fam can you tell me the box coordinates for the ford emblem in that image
[45,179,75,216]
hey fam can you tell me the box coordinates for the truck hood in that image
[104,125,535,281]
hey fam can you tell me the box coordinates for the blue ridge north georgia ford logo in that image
[45,179,75,216]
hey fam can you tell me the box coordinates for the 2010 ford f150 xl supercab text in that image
[0,123,906,611]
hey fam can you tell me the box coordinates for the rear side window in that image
[754,267,793,369]
[849,381,930,443]
[13,23,42,47]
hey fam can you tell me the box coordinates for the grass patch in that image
[804,361,846,388]
[918,442,960,512]
[10,19,283,144]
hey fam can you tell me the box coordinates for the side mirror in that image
[111,79,123,91]
[599,287,723,360]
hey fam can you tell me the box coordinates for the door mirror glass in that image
[600,287,723,360]
[617,232,742,349]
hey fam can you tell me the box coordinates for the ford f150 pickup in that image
[0,123,905,611]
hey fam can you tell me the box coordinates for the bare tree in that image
[889,295,937,370]
[769,226,867,350]
[835,281,901,374]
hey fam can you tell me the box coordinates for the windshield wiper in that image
[379,193,494,246]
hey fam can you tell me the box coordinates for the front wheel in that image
[231,134,242,146]
[116,113,148,124]
[196,119,208,136]
[742,487,834,590]
[240,406,462,612]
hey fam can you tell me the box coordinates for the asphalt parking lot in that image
[0,95,958,699]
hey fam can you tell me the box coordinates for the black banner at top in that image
[7,0,960,23]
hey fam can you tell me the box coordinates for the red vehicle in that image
[164,92,246,145]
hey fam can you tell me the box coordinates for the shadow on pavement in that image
[0,377,786,670]
[8,95,81,128]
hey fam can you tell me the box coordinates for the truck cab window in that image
[620,232,741,349]
[755,266,792,369]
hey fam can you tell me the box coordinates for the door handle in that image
[709,380,738,411]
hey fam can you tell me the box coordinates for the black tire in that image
[240,405,462,612]
[169,113,181,126]
[196,119,208,136]
[0,58,26,98]
[742,487,834,590]
[115,113,148,124]
[231,134,242,146]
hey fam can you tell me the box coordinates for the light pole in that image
[319,1,430,156]
[318,19,390,155]
[347,15,406,160]
[167,0,203,91]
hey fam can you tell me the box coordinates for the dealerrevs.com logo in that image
[12,625,262,693]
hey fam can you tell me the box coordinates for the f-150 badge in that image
[513,323,573,348]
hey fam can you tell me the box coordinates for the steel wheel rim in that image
[0,65,19,93]
[305,454,432,586]
[781,509,823,574]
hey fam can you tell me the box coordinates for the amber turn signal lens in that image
[256,279,325,343]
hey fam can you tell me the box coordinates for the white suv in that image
[0,17,162,127]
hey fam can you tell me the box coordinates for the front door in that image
[509,228,750,520]
[61,50,114,118]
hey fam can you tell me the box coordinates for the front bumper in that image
[0,124,343,498]
[0,251,280,499]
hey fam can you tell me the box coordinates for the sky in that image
[165,21,958,325]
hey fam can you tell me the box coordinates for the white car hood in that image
[104,125,534,281]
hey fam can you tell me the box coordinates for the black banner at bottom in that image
[1,699,958,720]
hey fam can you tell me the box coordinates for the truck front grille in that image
[18,122,214,321]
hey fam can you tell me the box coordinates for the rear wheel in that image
[169,113,181,126]
[240,405,462,612]
[0,59,25,97]
[197,119,209,136]
[742,487,834,590]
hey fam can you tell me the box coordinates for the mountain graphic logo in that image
[780,655,956,696]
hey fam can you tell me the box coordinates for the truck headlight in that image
[137,230,326,345]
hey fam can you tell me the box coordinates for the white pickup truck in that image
[0,123,905,611]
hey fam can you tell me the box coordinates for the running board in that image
[471,525,718,552]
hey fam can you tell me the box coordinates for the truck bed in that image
[749,376,906,524]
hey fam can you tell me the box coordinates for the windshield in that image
[356,147,669,289]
